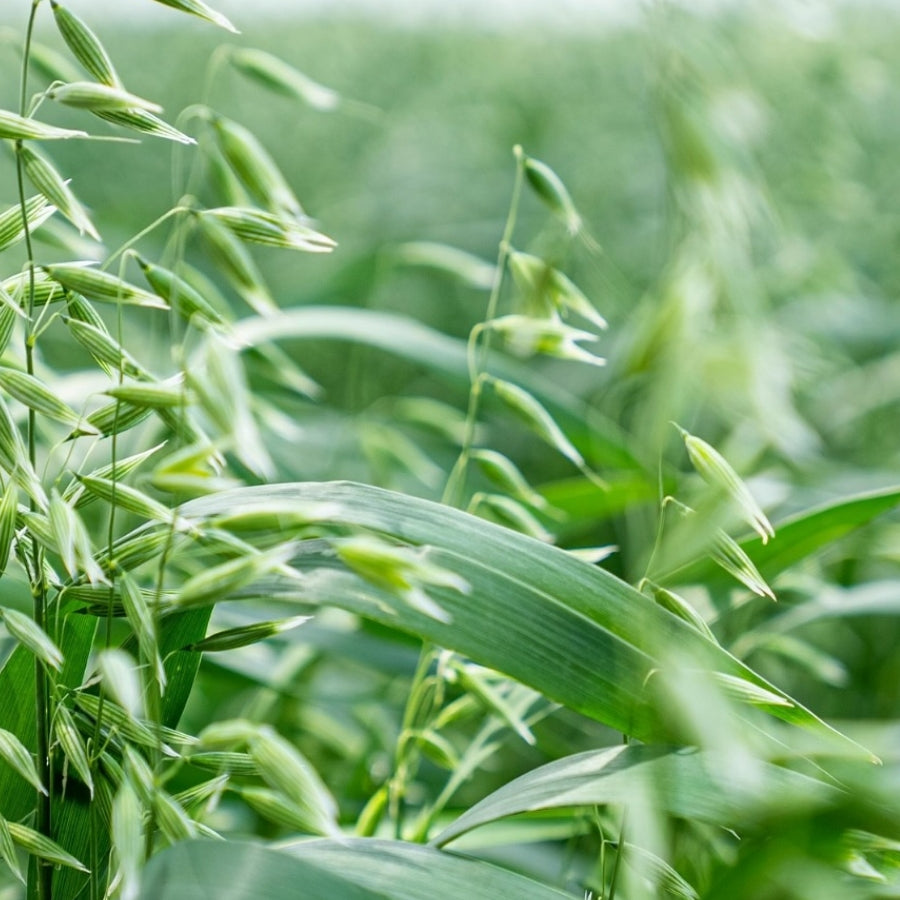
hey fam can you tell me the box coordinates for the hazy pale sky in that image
[0,0,637,28]
[0,0,743,30]
[0,0,870,34]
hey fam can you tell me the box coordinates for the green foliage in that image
[0,1,898,898]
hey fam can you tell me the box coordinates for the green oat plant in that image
[0,2,899,899]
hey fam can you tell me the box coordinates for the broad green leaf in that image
[123,605,212,728]
[433,746,837,847]
[141,838,573,899]
[0,616,95,824]
[175,482,869,755]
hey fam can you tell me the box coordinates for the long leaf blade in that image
[177,482,870,755]
[141,838,572,899]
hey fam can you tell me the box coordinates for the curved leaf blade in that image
[178,482,870,754]
[141,838,572,899]
[432,745,837,847]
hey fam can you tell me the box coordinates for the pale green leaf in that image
[141,838,573,899]
[433,746,837,847]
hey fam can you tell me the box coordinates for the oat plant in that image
[1,2,899,900]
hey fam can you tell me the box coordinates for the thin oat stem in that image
[387,147,526,842]
[16,4,54,899]
[640,458,669,584]
[606,811,627,900]
[386,647,433,835]
[141,215,194,857]
[29,305,61,343]
[442,146,525,507]
[101,205,191,271]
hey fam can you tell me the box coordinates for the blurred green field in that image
[2,5,898,447]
